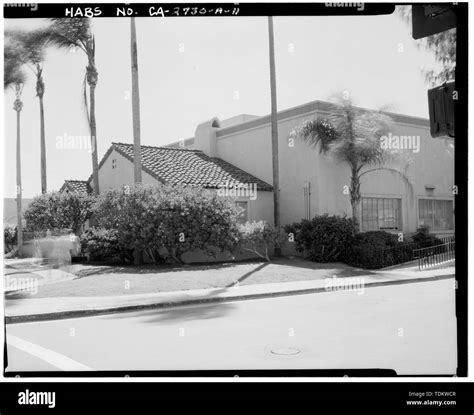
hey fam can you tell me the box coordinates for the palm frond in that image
[6,28,52,66]
[292,96,395,169]
[289,117,339,154]
[4,43,26,90]
[47,18,92,54]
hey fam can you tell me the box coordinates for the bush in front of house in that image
[24,191,95,234]
[344,230,409,269]
[284,214,357,262]
[80,228,134,263]
[285,214,448,269]
[238,221,283,262]
[4,225,17,253]
[93,184,242,263]
[410,225,443,248]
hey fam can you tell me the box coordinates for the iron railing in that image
[413,240,455,270]
[377,242,421,268]
[370,235,455,270]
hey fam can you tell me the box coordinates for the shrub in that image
[238,221,282,261]
[410,225,442,248]
[353,231,400,248]
[284,214,356,262]
[93,184,241,263]
[80,228,134,263]
[4,226,17,253]
[345,231,408,269]
[24,191,94,234]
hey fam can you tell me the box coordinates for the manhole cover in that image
[271,347,301,356]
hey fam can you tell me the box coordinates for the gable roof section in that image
[94,142,272,191]
[60,180,92,194]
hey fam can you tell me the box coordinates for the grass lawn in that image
[6,257,371,299]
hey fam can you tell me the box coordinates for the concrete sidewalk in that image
[4,258,76,293]
[5,263,455,324]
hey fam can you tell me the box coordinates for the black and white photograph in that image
[1,1,467,383]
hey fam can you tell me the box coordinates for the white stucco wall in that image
[212,107,454,235]
[92,147,274,262]
[97,149,273,223]
[96,148,159,191]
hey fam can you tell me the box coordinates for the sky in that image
[4,10,440,198]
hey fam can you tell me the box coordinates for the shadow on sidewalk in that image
[71,259,266,279]
[101,263,271,324]
[224,262,270,287]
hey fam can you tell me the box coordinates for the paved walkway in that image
[5,261,455,323]
[4,257,76,293]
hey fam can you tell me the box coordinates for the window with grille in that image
[418,199,454,231]
[235,201,248,224]
[361,197,402,231]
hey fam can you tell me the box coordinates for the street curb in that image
[5,273,455,324]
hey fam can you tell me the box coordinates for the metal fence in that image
[413,240,455,270]
[377,242,421,268]
[373,235,455,270]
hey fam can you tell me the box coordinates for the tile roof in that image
[109,142,273,191]
[60,180,92,194]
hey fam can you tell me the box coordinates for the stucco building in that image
[61,98,455,237]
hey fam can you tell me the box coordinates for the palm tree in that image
[6,28,51,194]
[267,16,281,256]
[130,17,142,184]
[48,18,100,195]
[130,17,143,265]
[290,98,396,230]
[4,43,27,252]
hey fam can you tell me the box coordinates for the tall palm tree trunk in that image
[130,16,142,184]
[14,97,23,252]
[88,66,100,195]
[350,170,361,231]
[130,17,143,265]
[268,16,281,256]
[38,87,47,194]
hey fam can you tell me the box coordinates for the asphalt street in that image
[6,278,457,375]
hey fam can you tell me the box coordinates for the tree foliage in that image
[47,17,100,194]
[80,228,134,263]
[397,5,456,85]
[290,97,394,227]
[284,215,357,262]
[24,191,95,234]
[48,18,94,55]
[4,226,18,253]
[93,184,242,263]
[238,221,282,262]
[4,41,26,90]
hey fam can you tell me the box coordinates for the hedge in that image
[24,191,94,234]
[284,214,356,262]
[284,214,447,269]
[80,228,134,263]
[92,184,242,263]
